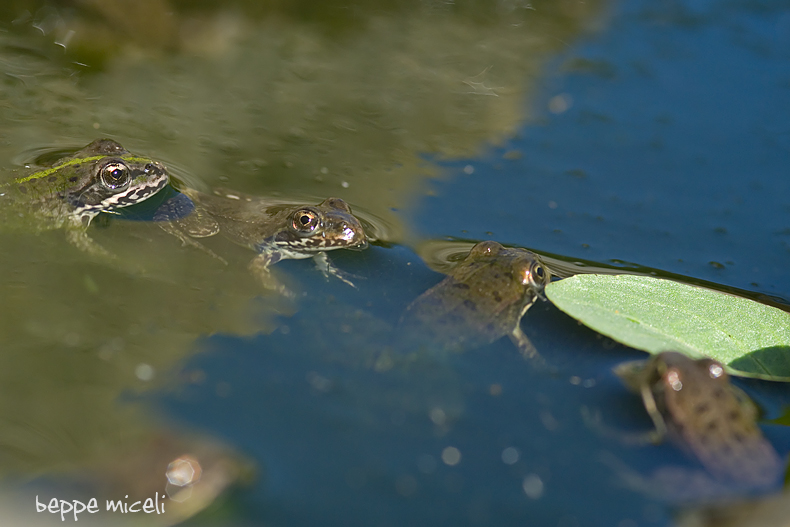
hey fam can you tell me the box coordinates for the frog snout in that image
[338,221,367,246]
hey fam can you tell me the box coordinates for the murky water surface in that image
[1,0,789,526]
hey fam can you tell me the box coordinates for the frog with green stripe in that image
[1,139,170,257]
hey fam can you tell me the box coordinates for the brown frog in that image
[1,429,252,527]
[399,240,550,360]
[163,188,368,293]
[612,351,783,499]
[1,139,170,258]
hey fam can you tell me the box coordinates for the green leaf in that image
[545,274,790,381]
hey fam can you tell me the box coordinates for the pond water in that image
[0,0,789,526]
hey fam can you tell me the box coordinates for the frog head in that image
[13,139,169,226]
[268,197,368,256]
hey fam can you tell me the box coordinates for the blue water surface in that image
[413,0,790,300]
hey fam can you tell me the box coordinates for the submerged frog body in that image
[163,188,368,292]
[0,139,169,257]
[613,351,783,499]
[1,428,253,527]
[399,241,550,360]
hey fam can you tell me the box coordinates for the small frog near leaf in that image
[399,241,550,361]
[590,351,784,502]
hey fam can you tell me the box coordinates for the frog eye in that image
[528,262,548,287]
[292,209,321,234]
[320,197,352,213]
[99,162,131,190]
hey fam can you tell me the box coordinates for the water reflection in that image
[1,0,605,238]
[0,424,251,526]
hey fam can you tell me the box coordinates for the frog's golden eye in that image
[292,209,320,233]
[528,262,548,287]
[99,162,131,190]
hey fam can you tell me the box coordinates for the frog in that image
[0,139,170,258]
[2,427,253,527]
[161,187,368,293]
[398,240,551,361]
[607,351,783,500]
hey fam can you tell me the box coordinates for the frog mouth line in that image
[273,236,368,252]
[76,176,169,215]
[284,240,363,250]
[348,239,368,251]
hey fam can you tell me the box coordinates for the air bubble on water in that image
[441,446,461,466]
[429,407,447,426]
[135,363,154,381]
[522,473,544,499]
[548,93,573,114]
[501,447,519,465]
